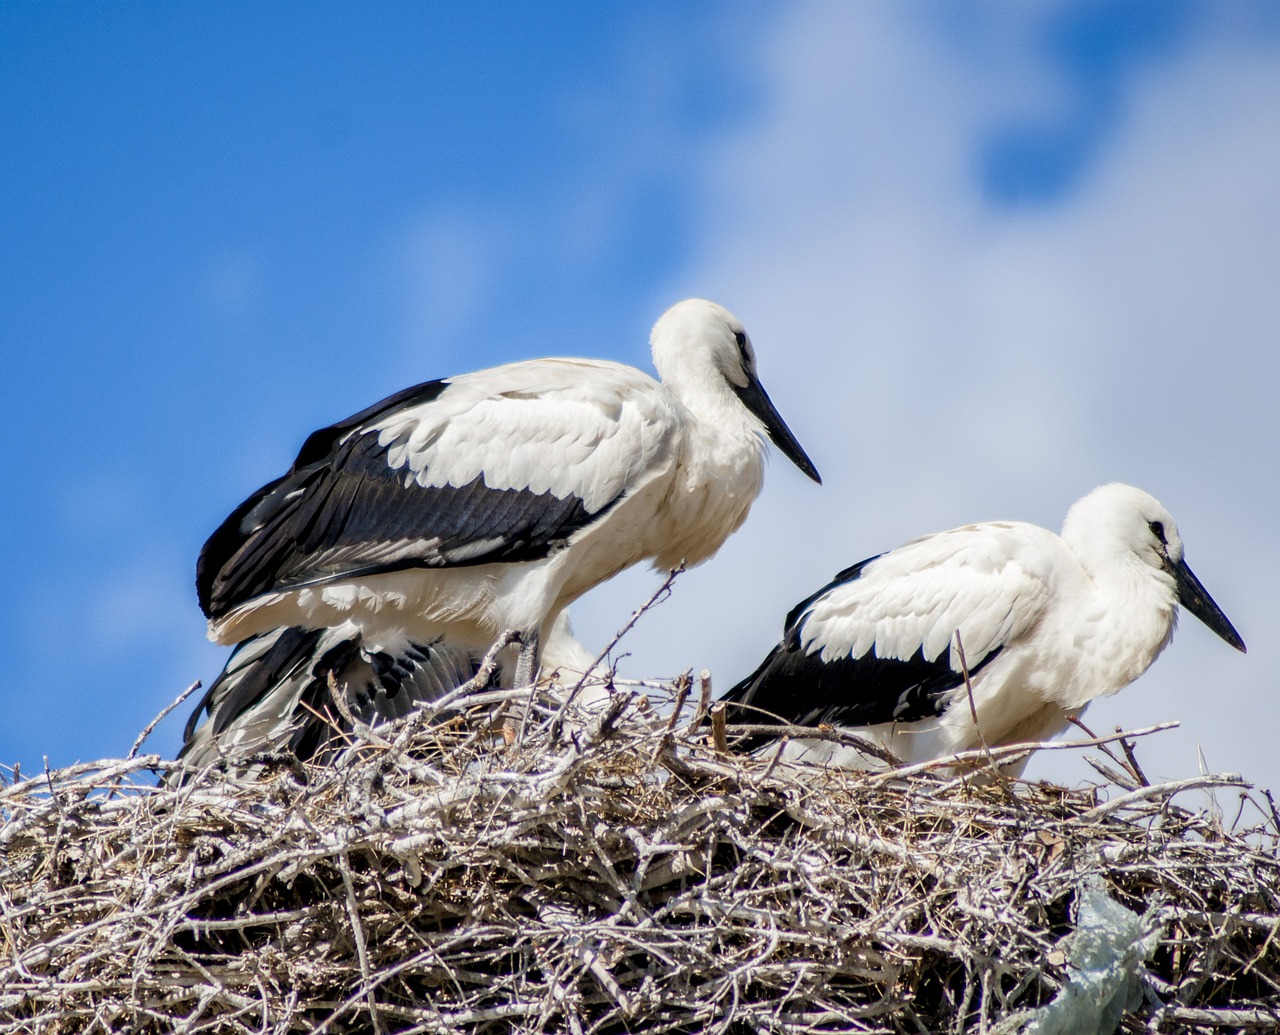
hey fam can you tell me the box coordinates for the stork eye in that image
[1148,520,1167,544]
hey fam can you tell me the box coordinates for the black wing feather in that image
[182,626,326,743]
[197,379,450,616]
[198,379,616,620]
[179,626,494,772]
[722,557,1002,741]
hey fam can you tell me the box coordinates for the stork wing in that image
[723,522,1059,730]
[178,626,488,771]
[198,359,678,621]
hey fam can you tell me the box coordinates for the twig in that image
[953,630,996,769]
[758,738,789,783]
[692,668,713,727]
[337,850,385,1035]
[1083,755,1139,793]
[129,680,203,760]
[718,721,903,768]
[666,674,691,735]
[710,703,728,754]
[1264,788,1280,838]
[864,722,1182,783]
[1155,1005,1280,1029]
[1067,714,1146,788]
[1080,773,1248,822]
[551,568,684,735]
[1115,724,1151,787]
[572,566,684,698]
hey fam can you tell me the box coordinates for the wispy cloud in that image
[573,3,1280,789]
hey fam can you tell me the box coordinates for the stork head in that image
[650,299,821,484]
[1063,483,1245,653]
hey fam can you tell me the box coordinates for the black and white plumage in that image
[178,612,595,770]
[185,298,819,765]
[721,484,1245,773]
[180,625,484,768]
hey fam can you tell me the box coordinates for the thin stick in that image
[550,568,684,736]
[338,850,385,1035]
[691,668,713,728]
[666,673,691,735]
[390,630,520,752]
[650,675,692,764]
[1067,714,1144,786]
[953,631,994,765]
[865,721,1182,783]
[572,566,684,698]
[710,703,729,754]
[758,737,789,783]
[129,680,203,760]
[718,720,903,768]
[1115,724,1151,788]
[1081,773,1247,823]
[1263,788,1280,838]
[328,670,358,729]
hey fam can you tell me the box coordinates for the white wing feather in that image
[373,358,678,512]
[802,522,1064,671]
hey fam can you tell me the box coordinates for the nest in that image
[2,672,1278,1035]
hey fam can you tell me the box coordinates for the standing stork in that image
[721,484,1245,774]
[183,299,820,766]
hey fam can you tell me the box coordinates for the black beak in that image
[733,372,821,484]
[1167,555,1246,653]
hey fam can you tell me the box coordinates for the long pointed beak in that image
[733,373,821,484]
[1168,555,1246,653]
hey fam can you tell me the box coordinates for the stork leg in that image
[513,629,541,688]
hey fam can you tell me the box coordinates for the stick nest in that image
[2,678,1278,1034]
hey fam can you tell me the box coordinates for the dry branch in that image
[1,676,1278,1034]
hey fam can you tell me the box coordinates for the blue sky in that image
[3,2,1278,797]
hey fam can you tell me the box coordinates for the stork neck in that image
[1071,548,1179,699]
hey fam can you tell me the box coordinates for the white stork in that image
[721,483,1245,774]
[186,299,820,763]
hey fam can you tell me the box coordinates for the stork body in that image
[187,299,819,763]
[722,484,1245,774]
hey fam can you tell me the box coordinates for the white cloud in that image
[572,4,1280,793]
